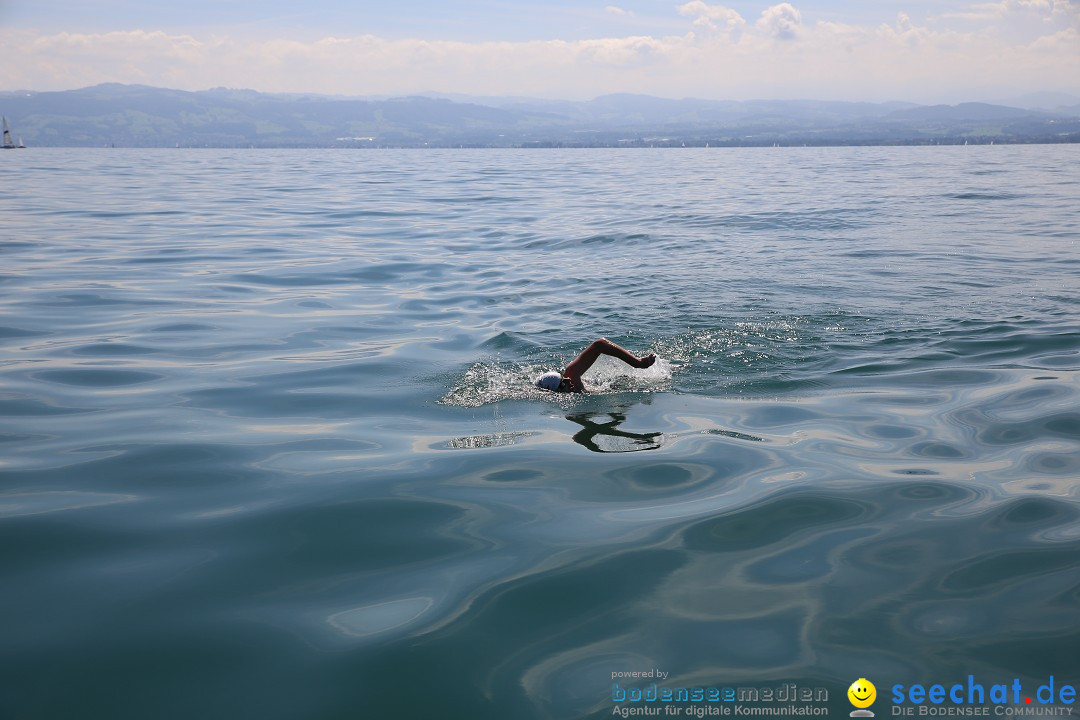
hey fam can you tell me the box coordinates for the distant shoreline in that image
[4,83,1078,151]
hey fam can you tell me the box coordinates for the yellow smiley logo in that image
[848,678,877,709]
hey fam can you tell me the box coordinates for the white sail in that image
[2,116,14,148]
[2,116,25,148]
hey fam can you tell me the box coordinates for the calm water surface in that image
[1,147,1078,719]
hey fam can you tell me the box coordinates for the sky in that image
[1,0,1078,103]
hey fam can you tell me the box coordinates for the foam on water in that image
[440,355,676,407]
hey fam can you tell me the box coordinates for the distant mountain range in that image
[1,83,1079,147]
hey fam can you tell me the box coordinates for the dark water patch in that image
[0,431,40,445]
[842,248,889,259]
[428,194,524,204]
[995,384,1059,405]
[648,609,809,671]
[959,410,1080,446]
[945,192,1024,200]
[55,208,188,218]
[150,322,219,332]
[242,245,290,254]
[183,382,386,419]
[0,502,151,584]
[908,441,967,459]
[1035,353,1080,368]
[848,484,985,576]
[228,272,354,287]
[681,495,871,553]
[942,546,1080,593]
[1024,452,1080,475]
[38,292,157,307]
[10,442,271,494]
[321,207,416,219]
[892,482,963,501]
[460,547,684,641]
[354,549,688,719]
[123,253,235,265]
[68,342,157,357]
[0,395,98,416]
[991,497,1080,530]
[650,208,869,232]
[605,463,710,491]
[274,497,481,574]
[478,332,544,351]
[740,405,823,428]
[0,325,49,339]
[860,423,920,440]
[33,368,162,387]
[837,367,1001,387]
[482,468,544,483]
[346,262,453,283]
[0,490,140,522]
[745,527,877,584]
[552,232,652,249]
[962,633,1080,679]
[933,328,1080,366]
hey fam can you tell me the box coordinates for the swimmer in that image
[535,338,656,393]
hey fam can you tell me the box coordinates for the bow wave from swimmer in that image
[440,352,675,408]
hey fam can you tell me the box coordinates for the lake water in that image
[1,146,1078,720]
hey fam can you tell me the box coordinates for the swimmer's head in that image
[535,372,563,392]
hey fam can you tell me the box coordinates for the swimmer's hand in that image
[635,353,656,369]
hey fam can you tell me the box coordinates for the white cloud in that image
[756,3,803,40]
[677,1,746,35]
[579,35,666,65]
[939,0,1080,27]
[605,5,628,16]
[1,4,1078,103]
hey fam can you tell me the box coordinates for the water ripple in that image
[2,146,1079,720]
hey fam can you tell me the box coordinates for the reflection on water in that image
[446,431,537,450]
[566,408,665,453]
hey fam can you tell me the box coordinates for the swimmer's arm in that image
[563,338,655,391]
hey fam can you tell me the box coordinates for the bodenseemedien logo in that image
[609,678,830,717]
[849,678,877,717]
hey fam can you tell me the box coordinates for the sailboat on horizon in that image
[2,116,26,149]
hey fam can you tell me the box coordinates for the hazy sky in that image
[2,0,1078,102]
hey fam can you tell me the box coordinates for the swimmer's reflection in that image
[566,410,664,453]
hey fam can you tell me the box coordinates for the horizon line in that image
[3,81,1080,109]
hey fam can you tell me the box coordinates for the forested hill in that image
[2,83,1078,147]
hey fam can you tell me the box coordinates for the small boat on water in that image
[2,116,25,149]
